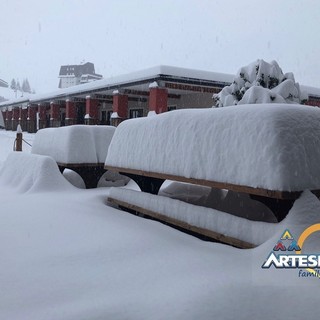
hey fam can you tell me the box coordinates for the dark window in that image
[101,110,106,124]
[168,105,177,111]
[130,109,143,118]
[107,110,112,125]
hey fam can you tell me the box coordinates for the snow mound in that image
[0,152,74,193]
[106,104,320,192]
[278,190,320,252]
[63,169,86,189]
[32,125,115,164]
[214,59,303,107]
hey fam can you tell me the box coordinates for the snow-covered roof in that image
[0,65,234,108]
[1,65,320,109]
[300,85,320,98]
[106,104,320,192]
[0,79,8,88]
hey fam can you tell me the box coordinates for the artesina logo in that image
[262,224,320,279]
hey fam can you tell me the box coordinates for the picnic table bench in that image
[105,104,320,248]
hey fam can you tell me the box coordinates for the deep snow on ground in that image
[0,129,319,319]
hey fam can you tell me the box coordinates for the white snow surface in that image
[32,125,115,164]
[0,129,320,319]
[108,188,276,246]
[106,103,320,192]
[0,152,73,193]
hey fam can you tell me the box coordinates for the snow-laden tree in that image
[10,79,16,91]
[213,59,306,107]
[22,78,31,93]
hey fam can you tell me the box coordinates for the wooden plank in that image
[104,165,308,200]
[58,162,105,168]
[108,197,255,249]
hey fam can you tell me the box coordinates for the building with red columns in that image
[1,65,320,133]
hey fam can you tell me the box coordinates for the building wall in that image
[60,77,78,88]
[128,100,149,118]
[176,92,213,109]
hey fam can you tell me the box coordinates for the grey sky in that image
[1,0,319,93]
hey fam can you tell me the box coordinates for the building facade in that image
[58,62,103,89]
[1,65,319,133]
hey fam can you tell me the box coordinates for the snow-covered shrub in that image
[213,59,305,107]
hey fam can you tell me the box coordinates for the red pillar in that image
[12,108,20,131]
[65,99,76,126]
[19,107,28,131]
[85,96,99,125]
[112,92,128,126]
[50,102,60,127]
[149,86,168,114]
[7,110,13,130]
[27,105,37,133]
[1,110,7,129]
[38,104,47,129]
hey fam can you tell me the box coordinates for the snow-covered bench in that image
[105,104,320,246]
[32,125,115,188]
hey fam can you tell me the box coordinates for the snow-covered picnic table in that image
[105,103,320,246]
[32,125,115,188]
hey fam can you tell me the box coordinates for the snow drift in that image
[105,104,320,192]
[32,125,115,164]
[0,152,73,193]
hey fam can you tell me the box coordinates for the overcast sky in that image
[1,0,319,94]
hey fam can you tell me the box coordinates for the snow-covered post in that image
[85,95,99,125]
[50,101,60,127]
[112,90,128,126]
[148,82,168,115]
[12,108,20,131]
[7,109,13,130]
[38,104,47,129]
[19,106,28,132]
[27,104,37,133]
[65,99,76,126]
[16,124,22,151]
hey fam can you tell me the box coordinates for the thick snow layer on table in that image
[0,152,73,193]
[106,103,320,191]
[108,187,277,245]
[32,125,115,164]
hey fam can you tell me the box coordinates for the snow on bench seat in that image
[108,187,277,248]
[0,152,73,193]
[32,125,115,165]
[105,104,320,195]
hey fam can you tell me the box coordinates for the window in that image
[168,105,177,111]
[130,109,143,118]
